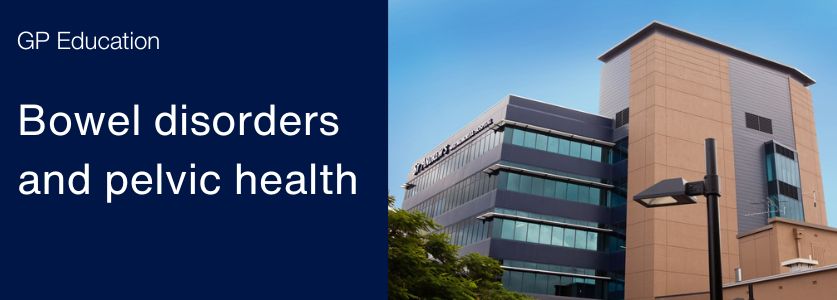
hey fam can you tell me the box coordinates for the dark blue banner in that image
[1,2,385,298]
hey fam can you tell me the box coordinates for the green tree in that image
[388,195,530,300]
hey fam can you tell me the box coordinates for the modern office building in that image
[403,95,629,299]
[400,21,830,300]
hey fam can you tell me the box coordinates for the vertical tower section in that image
[601,21,819,300]
[600,49,631,118]
[626,32,740,300]
[789,78,828,225]
[728,57,799,232]
[600,23,742,300]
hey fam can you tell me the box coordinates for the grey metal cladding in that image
[729,57,796,233]
[505,98,613,142]
[488,239,609,271]
[599,49,631,118]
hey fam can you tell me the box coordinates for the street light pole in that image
[704,138,723,300]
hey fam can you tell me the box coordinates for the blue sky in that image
[388,1,837,226]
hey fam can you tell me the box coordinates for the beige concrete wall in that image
[656,293,708,300]
[624,32,740,300]
[724,267,837,300]
[660,266,837,300]
[788,78,828,225]
[738,219,837,280]
[737,225,780,280]
[656,269,837,300]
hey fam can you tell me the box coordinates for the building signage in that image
[413,118,494,175]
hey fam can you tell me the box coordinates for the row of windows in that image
[765,141,804,221]
[500,160,607,182]
[405,130,503,199]
[410,172,497,218]
[503,260,596,277]
[502,270,600,298]
[411,169,624,220]
[504,127,608,163]
[439,215,490,247]
[495,208,599,228]
[492,218,600,251]
[498,172,608,207]
[501,260,623,299]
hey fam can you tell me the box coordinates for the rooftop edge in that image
[598,21,815,86]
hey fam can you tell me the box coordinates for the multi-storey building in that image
[402,95,628,299]
[400,21,829,300]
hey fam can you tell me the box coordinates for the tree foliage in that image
[388,195,530,300]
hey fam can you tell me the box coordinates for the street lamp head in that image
[633,177,697,208]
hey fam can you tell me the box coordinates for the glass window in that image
[524,131,537,148]
[547,275,560,296]
[504,128,514,144]
[591,146,602,162]
[566,184,579,201]
[493,219,504,238]
[511,129,524,146]
[547,136,559,153]
[556,181,567,199]
[523,272,537,293]
[501,219,515,240]
[507,173,520,192]
[539,225,552,244]
[475,221,483,243]
[575,230,587,250]
[590,188,601,205]
[465,179,474,201]
[509,271,523,292]
[587,232,598,251]
[577,185,590,203]
[569,141,581,157]
[543,179,556,198]
[531,177,544,196]
[580,143,592,160]
[514,221,527,241]
[519,175,532,194]
[535,274,549,294]
[564,228,575,248]
[526,223,540,243]
[482,220,490,240]
[551,227,564,246]
[535,134,548,151]
[497,172,508,190]
[465,222,474,244]
[558,139,570,155]
[502,271,511,287]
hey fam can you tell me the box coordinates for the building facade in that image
[598,21,826,300]
[403,96,628,299]
[401,21,828,300]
